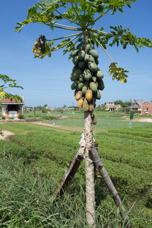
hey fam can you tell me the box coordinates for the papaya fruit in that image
[88,62,98,72]
[98,79,104,91]
[71,68,81,81]
[78,50,85,60]
[71,82,77,90]
[82,86,87,95]
[75,91,82,100]
[77,98,84,108]
[89,49,99,58]
[83,69,92,81]
[72,56,79,65]
[97,70,104,78]
[88,55,95,63]
[89,104,95,112]
[85,89,93,102]
[83,99,90,111]
[90,82,98,92]
[78,61,86,69]
[79,76,84,82]
[92,76,97,82]
[78,82,84,90]
[85,44,92,52]
[96,90,101,100]
[84,54,90,62]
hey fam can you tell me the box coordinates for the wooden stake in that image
[55,135,85,196]
[91,144,132,228]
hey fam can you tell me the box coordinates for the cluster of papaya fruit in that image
[71,39,104,112]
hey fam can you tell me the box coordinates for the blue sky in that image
[0,0,152,107]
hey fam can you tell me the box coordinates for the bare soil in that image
[134,118,152,123]
[122,116,152,123]
[0,130,14,140]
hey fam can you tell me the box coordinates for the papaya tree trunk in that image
[84,111,96,228]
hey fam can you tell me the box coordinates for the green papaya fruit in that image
[92,76,97,82]
[71,68,81,81]
[84,54,90,62]
[71,82,77,90]
[98,79,105,90]
[96,90,101,100]
[78,82,84,90]
[89,49,99,58]
[85,44,92,52]
[83,69,92,81]
[72,56,79,65]
[88,62,98,72]
[88,55,95,63]
[95,58,99,65]
[82,86,88,94]
[78,50,85,60]
[90,82,98,92]
[79,75,84,82]
[96,70,104,78]
[78,61,86,69]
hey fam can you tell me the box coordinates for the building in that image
[141,102,152,115]
[105,103,121,112]
[132,100,143,113]
[1,98,24,119]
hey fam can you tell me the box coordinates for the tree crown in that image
[16,0,152,82]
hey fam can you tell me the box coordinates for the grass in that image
[0,114,152,227]
[22,110,152,130]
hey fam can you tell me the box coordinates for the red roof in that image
[2,98,24,104]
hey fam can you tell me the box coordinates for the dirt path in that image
[0,130,14,140]
[31,121,83,132]
[122,116,152,123]
[134,118,152,123]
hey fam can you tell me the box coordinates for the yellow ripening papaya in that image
[77,98,84,108]
[85,89,93,102]
[75,91,82,100]
[89,104,95,112]
[83,99,89,111]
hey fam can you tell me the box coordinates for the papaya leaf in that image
[109,62,128,83]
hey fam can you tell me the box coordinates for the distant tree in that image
[114,100,131,108]
[16,0,152,227]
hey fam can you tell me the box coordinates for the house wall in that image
[2,105,7,117]
[141,103,152,115]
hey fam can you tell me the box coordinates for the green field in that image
[0,113,152,227]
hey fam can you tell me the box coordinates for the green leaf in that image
[105,25,152,51]
[109,62,128,83]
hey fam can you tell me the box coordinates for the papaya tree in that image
[16,0,152,227]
